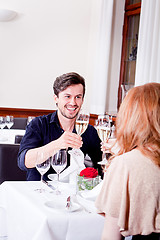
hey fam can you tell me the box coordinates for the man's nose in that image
[70,97,77,105]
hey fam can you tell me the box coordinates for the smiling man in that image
[18,72,102,181]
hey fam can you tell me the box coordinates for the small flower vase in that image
[77,175,99,191]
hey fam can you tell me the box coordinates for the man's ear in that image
[54,94,58,104]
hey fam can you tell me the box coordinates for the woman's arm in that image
[101,215,124,240]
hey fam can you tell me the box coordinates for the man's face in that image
[54,84,84,119]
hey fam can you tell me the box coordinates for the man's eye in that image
[65,96,70,98]
[76,96,82,99]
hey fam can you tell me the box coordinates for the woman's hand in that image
[101,139,116,153]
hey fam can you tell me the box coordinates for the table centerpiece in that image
[77,167,100,191]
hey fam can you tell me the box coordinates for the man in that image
[18,72,102,180]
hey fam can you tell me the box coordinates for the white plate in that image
[45,200,81,213]
[48,174,69,183]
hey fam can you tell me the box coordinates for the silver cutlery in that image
[66,196,71,210]
[42,180,55,191]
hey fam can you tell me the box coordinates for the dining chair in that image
[11,117,28,130]
[14,135,24,144]
[131,233,160,240]
[124,233,160,240]
[0,144,26,184]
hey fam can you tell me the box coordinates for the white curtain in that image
[135,0,160,86]
[89,0,114,114]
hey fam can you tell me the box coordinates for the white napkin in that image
[79,180,103,201]
[59,149,85,183]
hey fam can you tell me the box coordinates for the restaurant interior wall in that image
[0,0,124,114]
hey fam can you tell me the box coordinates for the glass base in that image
[34,188,45,193]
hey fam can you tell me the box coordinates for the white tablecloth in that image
[0,181,104,240]
[0,129,25,144]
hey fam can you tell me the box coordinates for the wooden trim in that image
[126,8,141,16]
[125,3,141,11]
[117,15,128,109]
[0,107,53,118]
[0,107,99,126]
[89,113,98,126]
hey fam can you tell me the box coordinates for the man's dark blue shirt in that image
[18,111,102,181]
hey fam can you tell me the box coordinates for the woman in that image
[95,83,160,240]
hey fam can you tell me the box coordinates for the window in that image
[117,0,141,109]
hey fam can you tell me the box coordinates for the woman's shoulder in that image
[111,149,141,165]
[111,149,159,173]
[111,149,160,181]
[114,149,149,164]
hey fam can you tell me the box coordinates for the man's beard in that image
[58,105,80,120]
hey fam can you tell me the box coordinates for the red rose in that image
[79,167,98,178]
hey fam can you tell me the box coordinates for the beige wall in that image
[0,0,125,114]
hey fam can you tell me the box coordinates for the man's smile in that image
[65,105,78,112]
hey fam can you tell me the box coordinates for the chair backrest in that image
[132,233,160,240]
[11,118,28,130]
[0,144,26,184]
[14,135,24,144]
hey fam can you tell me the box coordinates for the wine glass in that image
[96,114,111,164]
[6,115,14,129]
[0,116,6,130]
[69,112,90,157]
[51,149,67,195]
[0,117,7,142]
[75,112,90,136]
[27,116,35,125]
[35,152,51,193]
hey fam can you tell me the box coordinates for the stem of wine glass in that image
[40,174,44,192]
[34,174,45,193]
[102,152,106,161]
[57,173,59,182]
[56,172,61,195]
[40,174,43,182]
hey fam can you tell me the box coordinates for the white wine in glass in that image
[97,114,111,164]
[70,112,90,160]
[96,126,111,143]
[75,113,90,136]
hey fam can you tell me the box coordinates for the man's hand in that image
[25,131,83,168]
[55,131,83,150]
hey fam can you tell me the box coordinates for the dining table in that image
[0,180,105,240]
[0,129,25,144]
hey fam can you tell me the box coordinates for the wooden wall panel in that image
[0,107,98,126]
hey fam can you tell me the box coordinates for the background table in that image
[0,129,25,144]
[0,181,105,240]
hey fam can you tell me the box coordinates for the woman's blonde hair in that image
[115,82,160,166]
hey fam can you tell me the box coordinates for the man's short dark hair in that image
[53,72,85,97]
